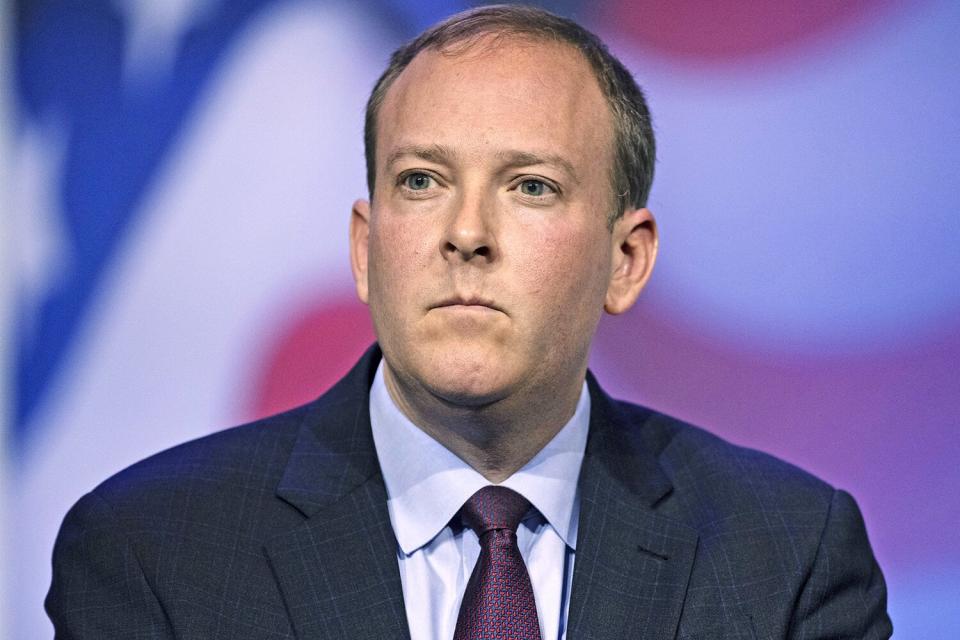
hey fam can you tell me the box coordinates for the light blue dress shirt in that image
[369,362,591,640]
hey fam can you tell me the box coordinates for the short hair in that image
[363,4,656,225]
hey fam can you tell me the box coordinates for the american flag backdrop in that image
[4,0,960,636]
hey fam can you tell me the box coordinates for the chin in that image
[430,379,505,409]
[419,344,518,408]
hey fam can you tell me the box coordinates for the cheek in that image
[369,216,432,290]
[516,222,610,303]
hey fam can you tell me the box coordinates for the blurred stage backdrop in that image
[5,0,959,636]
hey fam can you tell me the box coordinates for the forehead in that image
[376,36,614,173]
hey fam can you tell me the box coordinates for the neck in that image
[382,362,585,483]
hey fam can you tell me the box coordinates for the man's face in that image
[352,37,653,409]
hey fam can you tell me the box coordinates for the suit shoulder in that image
[616,399,836,511]
[49,403,326,638]
[601,401,890,635]
[89,401,314,510]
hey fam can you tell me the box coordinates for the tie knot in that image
[460,485,531,536]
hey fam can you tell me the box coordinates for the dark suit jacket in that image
[46,346,891,639]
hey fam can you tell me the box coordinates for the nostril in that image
[442,241,491,259]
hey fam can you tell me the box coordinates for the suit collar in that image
[565,374,699,640]
[274,349,674,517]
[274,345,383,517]
[583,371,674,506]
[267,345,411,639]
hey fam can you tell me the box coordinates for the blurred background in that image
[3,0,959,636]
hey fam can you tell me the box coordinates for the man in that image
[46,5,892,639]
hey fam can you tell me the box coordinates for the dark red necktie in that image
[453,485,543,640]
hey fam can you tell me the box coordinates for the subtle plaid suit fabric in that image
[47,345,891,639]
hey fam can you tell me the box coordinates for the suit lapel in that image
[264,347,410,640]
[266,477,409,640]
[261,349,697,639]
[567,376,699,640]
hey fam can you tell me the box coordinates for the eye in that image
[402,172,435,190]
[518,179,554,197]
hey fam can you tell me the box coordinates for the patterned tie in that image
[453,485,542,640]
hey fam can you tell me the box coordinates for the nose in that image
[441,191,497,263]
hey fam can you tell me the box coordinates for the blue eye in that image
[403,173,434,190]
[519,180,552,197]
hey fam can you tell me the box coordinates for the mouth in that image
[432,295,504,314]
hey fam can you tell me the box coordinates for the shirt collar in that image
[370,361,590,555]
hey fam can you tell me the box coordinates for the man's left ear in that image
[605,207,658,315]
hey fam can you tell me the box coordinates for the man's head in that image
[364,4,656,226]
[350,5,658,427]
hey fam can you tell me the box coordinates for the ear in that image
[350,198,371,304]
[605,207,658,315]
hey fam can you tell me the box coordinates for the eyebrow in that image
[386,144,454,169]
[385,144,579,182]
[495,149,579,183]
